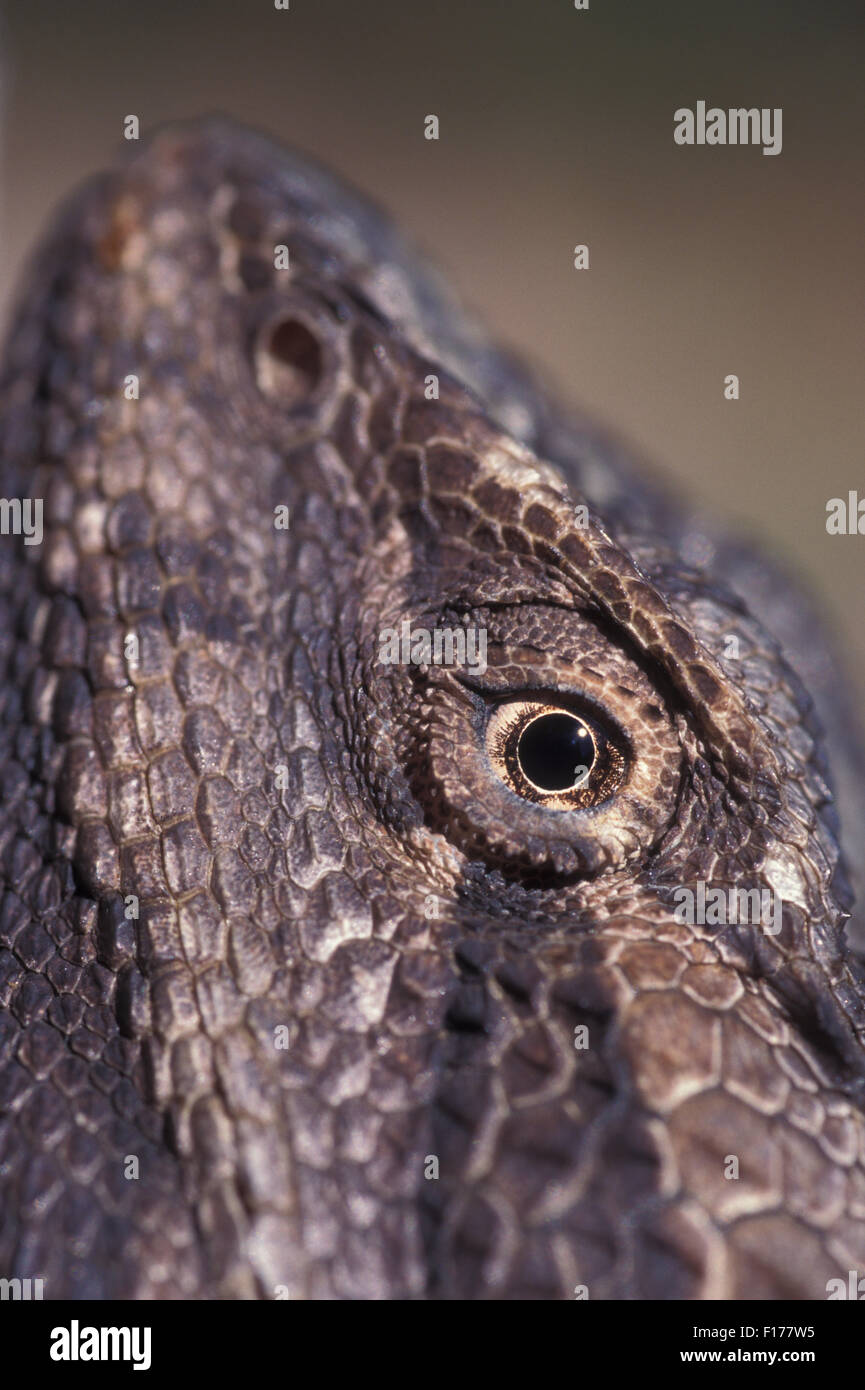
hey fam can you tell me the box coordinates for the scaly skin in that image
[1,120,864,1300]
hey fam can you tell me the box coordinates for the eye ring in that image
[243,290,343,426]
[486,698,627,810]
[515,710,597,792]
[255,314,324,403]
[386,623,683,878]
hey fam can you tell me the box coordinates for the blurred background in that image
[0,0,863,685]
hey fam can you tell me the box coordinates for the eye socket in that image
[486,699,626,810]
[256,316,324,403]
[251,302,331,409]
[374,605,682,879]
[267,318,322,386]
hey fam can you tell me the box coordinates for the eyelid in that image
[458,673,632,750]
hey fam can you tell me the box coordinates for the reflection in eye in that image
[517,712,595,791]
[485,698,627,810]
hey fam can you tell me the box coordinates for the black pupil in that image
[517,713,595,792]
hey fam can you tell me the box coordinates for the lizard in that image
[1,118,864,1300]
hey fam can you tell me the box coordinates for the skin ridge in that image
[0,118,864,1300]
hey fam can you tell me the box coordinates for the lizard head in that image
[3,120,864,1299]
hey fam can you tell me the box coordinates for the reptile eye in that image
[486,699,626,810]
[268,318,322,384]
[259,317,323,402]
[252,303,331,407]
[381,607,682,877]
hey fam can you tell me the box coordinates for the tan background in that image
[1,0,863,688]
